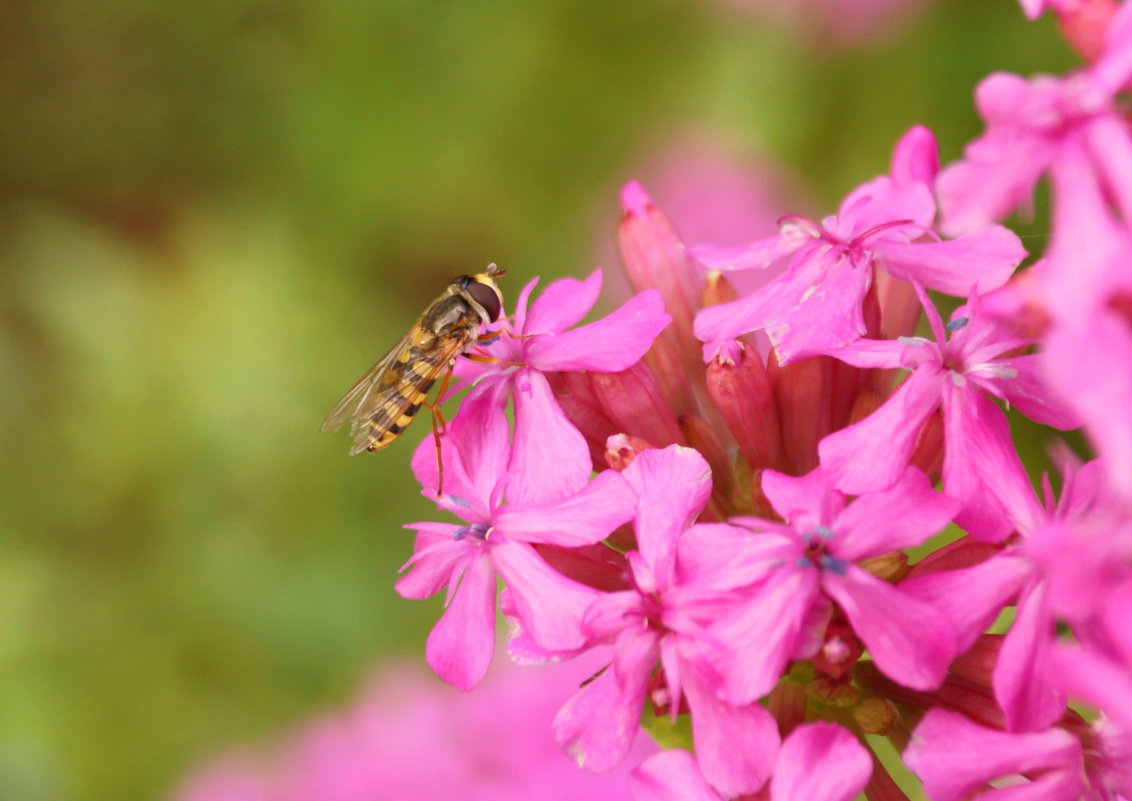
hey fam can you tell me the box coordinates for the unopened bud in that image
[590,363,685,450]
[859,551,909,583]
[706,342,782,472]
[605,433,654,471]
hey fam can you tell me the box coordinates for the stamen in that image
[454,522,491,541]
[946,316,970,332]
[820,555,848,575]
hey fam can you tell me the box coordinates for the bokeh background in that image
[0,2,1074,799]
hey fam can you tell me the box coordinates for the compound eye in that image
[466,280,502,322]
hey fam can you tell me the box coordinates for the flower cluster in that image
[391,3,1132,799]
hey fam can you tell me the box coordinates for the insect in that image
[321,263,506,466]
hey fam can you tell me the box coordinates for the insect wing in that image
[320,334,414,435]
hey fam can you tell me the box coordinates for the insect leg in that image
[464,350,524,366]
[422,369,455,495]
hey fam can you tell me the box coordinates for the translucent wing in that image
[320,335,414,434]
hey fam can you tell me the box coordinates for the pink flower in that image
[905,709,1084,801]
[396,389,636,690]
[906,707,1132,801]
[818,289,1078,540]
[938,1,1132,236]
[173,653,652,801]
[629,723,871,801]
[553,445,780,798]
[693,126,1024,363]
[457,269,670,505]
[703,466,959,705]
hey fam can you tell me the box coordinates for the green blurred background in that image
[0,2,1072,799]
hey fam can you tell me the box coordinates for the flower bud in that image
[706,342,782,472]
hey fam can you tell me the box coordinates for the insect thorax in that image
[422,295,480,337]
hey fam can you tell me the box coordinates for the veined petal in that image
[525,289,671,372]
[492,541,601,652]
[623,446,713,590]
[995,581,1065,732]
[554,628,658,771]
[835,176,935,233]
[770,723,872,801]
[825,566,956,690]
[497,469,635,547]
[834,467,959,561]
[505,369,591,506]
[694,264,803,351]
[904,709,1082,801]
[819,366,943,494]
[630,751,722,801]
[424,552,497,690]
[524,269,602,335]
[873,225,1024,296]
[684,669,781,797]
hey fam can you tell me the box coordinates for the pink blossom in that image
[629,723,871,801]
[818,289,1079,540]
[458,269,670,505]
[553,445,780,798]
[173,653,651,801]
[701,466,959,704]
[396,389,636,690]
[938,1,1132,236]
[693,126,1024,363]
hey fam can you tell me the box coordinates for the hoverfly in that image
[321,263,506,465]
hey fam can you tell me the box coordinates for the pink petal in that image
[684,669,781,797]
[505,369,592,506]
[677,522,795,591]
[770,723,872,801]
[942,386,1023,542]
[873,224,1024,296]
[492,541,601,652]
[824,337,914,369]
[714,568,821,705]
[994,581,1065,732]
[819,366,943,494]
[1044,316,1132,499]
[497,469,635,547]
[630,751,722,801]
[765,245,873,363]
[395,525,471,600]
[623,446,713,590]
[904,709,1082,801]
[889,125,939,187]
[1048,643,1132,732]
[692,233,799,272]
[937,73,1057,237]
[835,176,935,233]
[824,567,956,690]
[995,355,1080,430]
[525,289,671,372]
[760,467,843,528]
[900,553,1032,653]
[425,552,497,690]
[834,467,959,561]
[554,629,658,771]
[693,255,808,350]
[524,269,602,335]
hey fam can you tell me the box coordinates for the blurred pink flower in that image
[173,653,652,801]
[712,0,934,45]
